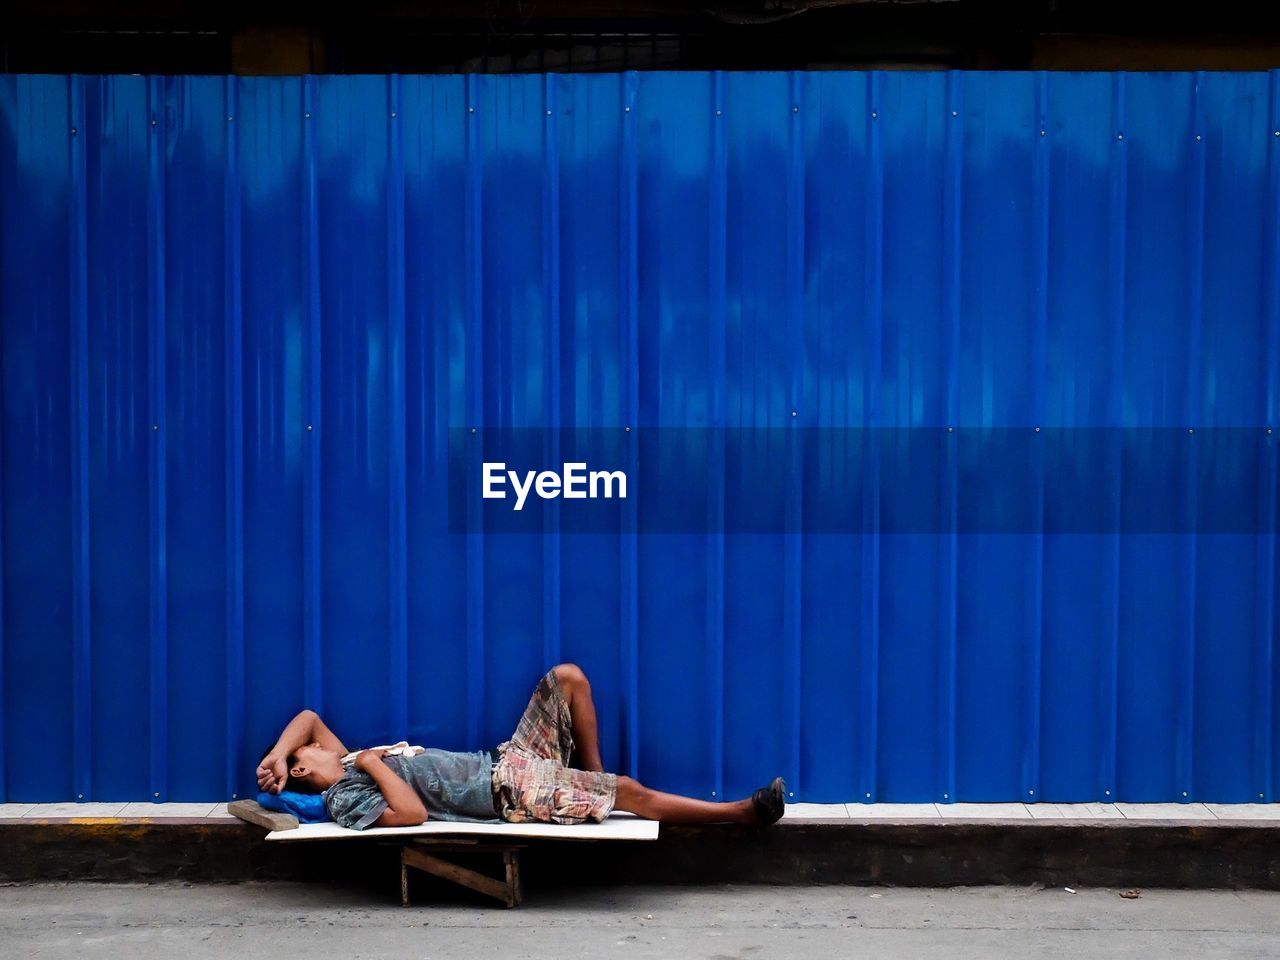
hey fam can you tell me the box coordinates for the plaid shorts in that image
[492,670,618,824]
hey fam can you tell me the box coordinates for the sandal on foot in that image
[751,777,786,825]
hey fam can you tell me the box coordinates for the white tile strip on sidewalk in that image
[1205,803,1280,820]
[1,800,1278,822]
[117,802,219,818]
[935,803,1035,819]
[1026,802,1125,819]
[15,802,128,818]
[1115,802,1216,820]
[845,803,941,819]
[787,802,1279,822]
[781,803,850,820]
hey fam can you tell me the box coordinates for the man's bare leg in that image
[614,775,758,825]
[551,663,605,773]
[549,664,781,825]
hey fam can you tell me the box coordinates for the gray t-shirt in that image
[323,749,498,830]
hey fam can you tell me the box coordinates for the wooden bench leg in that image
[503,849,522,907]
[401,844,523,908]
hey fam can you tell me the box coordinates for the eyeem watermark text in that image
[483,462,628,511]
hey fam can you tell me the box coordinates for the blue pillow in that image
[257,790,331,823]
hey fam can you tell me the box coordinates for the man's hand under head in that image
[256,754,289,795]
[257,709,350,795]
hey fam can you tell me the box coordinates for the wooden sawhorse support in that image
[400,839,524,908]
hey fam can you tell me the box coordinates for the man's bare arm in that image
[356,750,428,827]
[257,709,349,794]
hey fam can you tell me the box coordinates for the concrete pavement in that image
[3,882,1279,959]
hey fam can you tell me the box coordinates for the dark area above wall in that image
[3,1,1280,74]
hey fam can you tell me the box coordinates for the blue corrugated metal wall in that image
[1,72,1277,804]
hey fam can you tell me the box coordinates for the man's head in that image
[262,742,345,794]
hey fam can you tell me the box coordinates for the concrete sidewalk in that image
[3,882,1278,959]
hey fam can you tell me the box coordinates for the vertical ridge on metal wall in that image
[0,94,5,800]
[301,77,323,712]
[69,76,93,802]
[938,71,963,803]
[1256,71,1280,803]
[464,75,485,749]
[1025,72,1050,804]
[0,202,4,804]
[706,70,727,801]
[620,71,640,778]
[783,71,805,799]
[223,77,246,800]
[542,74,563,670]
[859,71,884,804]
[387,75,409,738]
[146,76,170,802]
[1102,73,1128,801]
[1179,73,1207,802]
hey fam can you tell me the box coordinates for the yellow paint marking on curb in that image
[18,817,209,826]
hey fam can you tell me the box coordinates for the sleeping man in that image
[257,663,786,830]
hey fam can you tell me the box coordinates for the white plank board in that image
[266,813,658,842]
